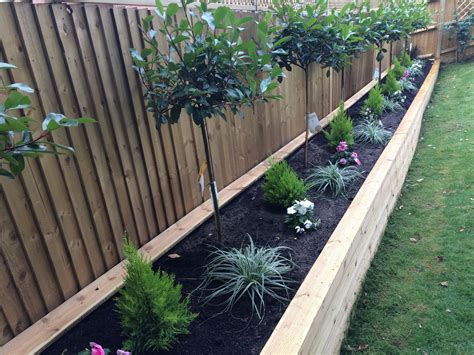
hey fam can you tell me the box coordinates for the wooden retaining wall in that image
[262,60,440,355]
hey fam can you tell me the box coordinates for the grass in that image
[342,61,474,354]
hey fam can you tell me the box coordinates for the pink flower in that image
[404,69,409,77]
[117,350,132,355]
[90,343,105,355]
[336,141,348,152]
[339,158,348,165]
[351,152,358,159]
[354,158,361,166]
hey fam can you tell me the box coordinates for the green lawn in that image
[342,61,474,354]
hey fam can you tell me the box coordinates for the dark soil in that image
[44,62,432,355]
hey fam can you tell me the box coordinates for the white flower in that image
[304,220,313,229]
[296,205,307,215]
[300,199,314,210]
[287,206,296,215]
[295,226,305,234]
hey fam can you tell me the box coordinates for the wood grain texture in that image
[261,60,440,355]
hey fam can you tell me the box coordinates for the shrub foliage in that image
[324,103,354,149]
[360,86,384,120]
[262,160,308,208]
[116,239,197,353]
[392,57,405,80]
[382,70,402,97]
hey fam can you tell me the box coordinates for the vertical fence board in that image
[16,3,103,282]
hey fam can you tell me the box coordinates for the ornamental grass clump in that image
[360,86,384,120]
[354,120,392,145]
[198,235,295,319]
[324,103,354,149]
[285,199,321,234]
[382,95,403,112]
[262,160,308,208]
[116,239,197,353]
[307,162,363,197]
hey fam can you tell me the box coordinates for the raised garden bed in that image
[43,61,437,355]
[38,60,439,355]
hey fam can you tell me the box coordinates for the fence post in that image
[436,0,446,59]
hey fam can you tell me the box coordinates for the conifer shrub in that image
[392,57,405,80]
[399,51,413,68]
[262,160,308,208]
[324,103,354,148]
[116,239,197,353]
[360,86,384,120]
[381,71,402,97]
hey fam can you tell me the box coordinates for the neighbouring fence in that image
[0,0,469,347]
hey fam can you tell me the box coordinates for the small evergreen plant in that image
[324,103,354,149]
[399,51,413,67]
[262,160,308,208]
[392,57,405,80]
[360,86,384,120]
[381,71,402,97]
[116,239,197,353]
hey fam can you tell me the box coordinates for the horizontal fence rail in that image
[0,0,471,348]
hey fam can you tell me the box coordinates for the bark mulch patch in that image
[45,62,432,355]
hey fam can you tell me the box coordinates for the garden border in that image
[261,59,440,355]
[1,64,393,354]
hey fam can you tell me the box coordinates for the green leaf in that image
[172,34,189,44]
[7,83,34,94]
[202,12,214,31]
[166,3,179,18]
[9,154,25,175]
[155,0,165,18]
[77,117,96,124]
[42,113,93,131]
[42,141,75,153]
[0,168,15,179]
[0,117,30,132]
[260,77,272,93]
[193,21,204,36]
[0,62,16,70]
[4,91,31,111]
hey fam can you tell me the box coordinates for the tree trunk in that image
[304,71,310,168]
[340,69,345,102]
[389,42,393,68]
[201,120,223,244]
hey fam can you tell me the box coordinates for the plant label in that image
[373,68,380,81]
[197,161,207,195]
[307,112,321,133]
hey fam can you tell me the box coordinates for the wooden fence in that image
[0,0,469,347]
